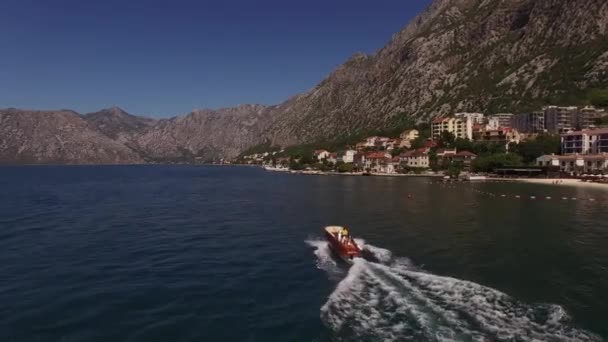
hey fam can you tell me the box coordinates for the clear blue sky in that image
[0,0,431,117]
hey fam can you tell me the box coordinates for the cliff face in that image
[0,109,143,164]
[2,0,607,163]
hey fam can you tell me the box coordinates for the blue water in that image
[1,166,607,341]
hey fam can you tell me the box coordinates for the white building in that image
[486,113,513,129]
[314,150,330,160]
[400,150,430,168]
[341,150,357,163]
[455,112,485,125]
[561,128,608,155]
[537,154,608,173]
[431,117,473,140]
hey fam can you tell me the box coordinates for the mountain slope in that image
[0,109,143,164]
[133,104,271,162]
[262,0,608,147]
[83,106,156,140]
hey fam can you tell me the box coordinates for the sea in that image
[1,165,607,342]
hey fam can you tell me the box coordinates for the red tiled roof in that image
[401,150,427,158]
[366,152,389,159]
[432,117,447,124]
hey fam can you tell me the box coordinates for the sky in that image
[0,0,431,117]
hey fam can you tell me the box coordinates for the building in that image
[511,112,545,133]
[576,106,606,129]
[487,117,501,130]
[475,128,521,149]
[363,151,392,172]
[486,113,513,129]
[400,150,430,168]
[327,153,338,165]
[385,139,402,151]
[455,112,485,124]
[341,150,357,163]
[399,129,420,148]
[431,117,473,140]
[537,154,608,174]
[314,150,330,160]
[544,106,578,133]
[437,149,477,170]
[561,128,608,155]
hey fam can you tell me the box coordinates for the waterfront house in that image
[437,149,477,170]
[314,150,330,160]
[537,153,608,174]
[364,151,392,172]
[452,151,477,169]
[400,150,430,169]
[327,153,338,165]
[341,149,357,164]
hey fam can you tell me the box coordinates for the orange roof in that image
[366,152,389,159]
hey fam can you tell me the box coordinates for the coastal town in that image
[237,105,608,181]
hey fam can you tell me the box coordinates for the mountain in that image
[261,0,608,147]
[0,108,143,164]
[132,104,271,162]
[2,0,607,163]
[83,106,156,140]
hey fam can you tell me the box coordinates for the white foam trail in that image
[309,240,601,342]
[305,239,346,281]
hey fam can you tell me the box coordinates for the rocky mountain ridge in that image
[1,0,607,164]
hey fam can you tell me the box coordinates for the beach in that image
[492,177,608,189]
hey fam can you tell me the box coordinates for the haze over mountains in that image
[1,0,607,164]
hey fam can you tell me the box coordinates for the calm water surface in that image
[1,166,607,341]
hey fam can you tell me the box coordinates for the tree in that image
[472,153,523,173]
[410,136,427,149]
[391,147,404,157]
[289,159,304,170]
[510,134,560,164]
[589,88,608,108]
[447,162,464,178]
[429,150,440,171]
[438,131,456,148]
[337,163,354,173]
[454,138,474,152]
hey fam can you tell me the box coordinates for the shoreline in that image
[488,177,608,189]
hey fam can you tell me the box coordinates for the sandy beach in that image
[492,177,608,189]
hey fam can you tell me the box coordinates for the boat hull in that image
[324,226,362,262]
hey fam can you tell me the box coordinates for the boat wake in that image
[306,239,600,342]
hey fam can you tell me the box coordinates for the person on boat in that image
[340,228,349,243]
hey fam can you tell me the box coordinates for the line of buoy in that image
[445,184,599,202]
